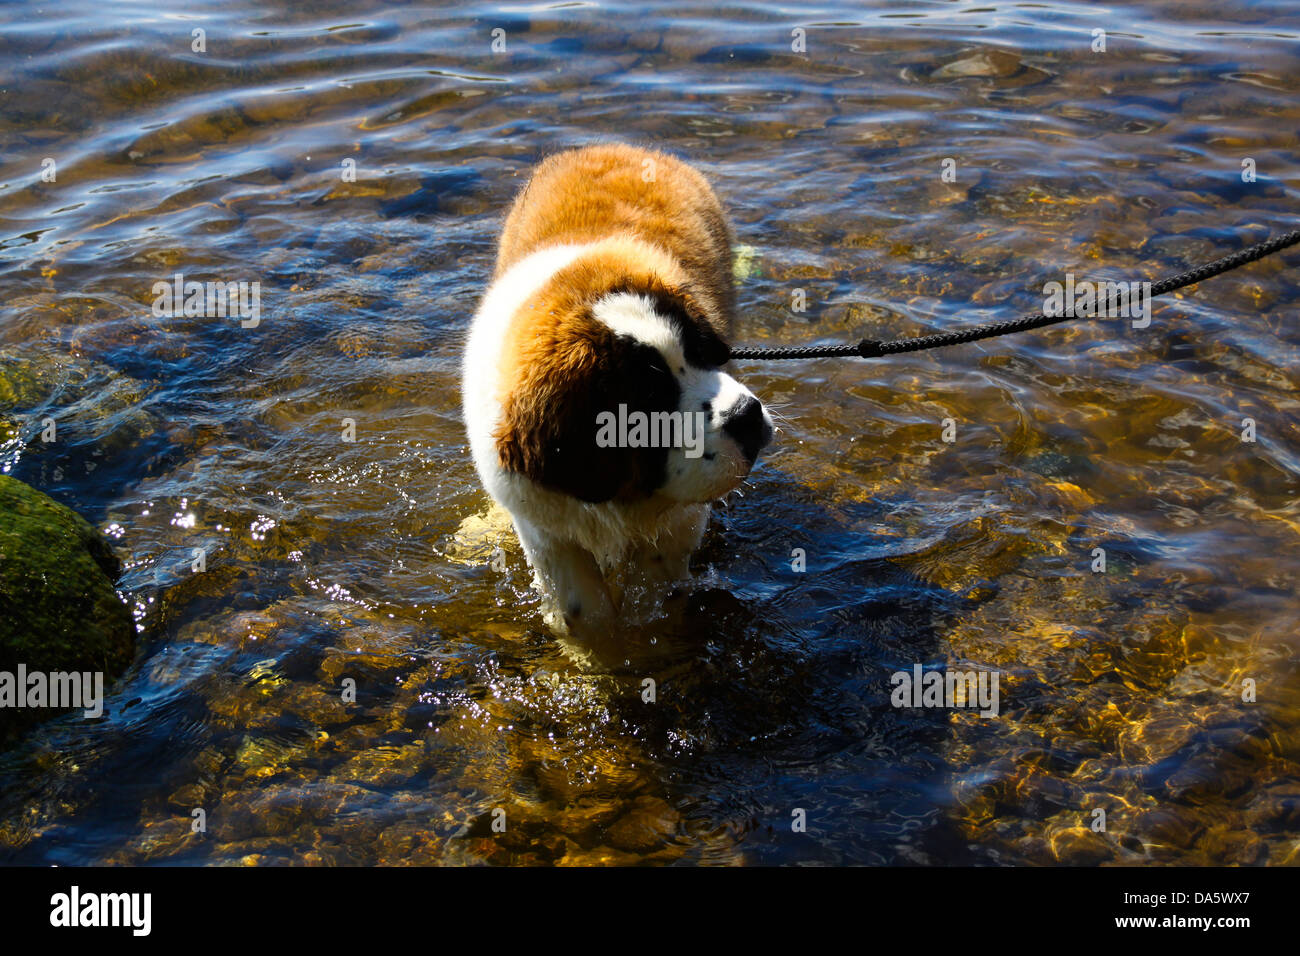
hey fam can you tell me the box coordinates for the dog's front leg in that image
[630,504,709,589]
[512,517,616,631]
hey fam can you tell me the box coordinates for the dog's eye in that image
[692,342,729,369]
[681,327,730,370]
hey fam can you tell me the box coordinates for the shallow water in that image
[1,0,1298,865]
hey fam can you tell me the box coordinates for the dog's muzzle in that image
[722,395,773,464]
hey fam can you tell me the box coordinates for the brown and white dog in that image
[462,143,773,634]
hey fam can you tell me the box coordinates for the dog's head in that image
[493,274,772,505]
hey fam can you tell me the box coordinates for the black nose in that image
[722,395,773,464]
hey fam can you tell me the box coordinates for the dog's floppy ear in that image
[495,323,674,503]
[495,322,620,502]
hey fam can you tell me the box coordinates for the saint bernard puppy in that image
[462,143,773,634]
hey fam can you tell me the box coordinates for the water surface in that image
[1,0,1298,865]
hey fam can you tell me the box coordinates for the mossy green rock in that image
[0,475,134,738]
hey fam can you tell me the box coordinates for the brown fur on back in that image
[494,143,736,336]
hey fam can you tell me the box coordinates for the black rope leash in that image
[727,228,1300,361]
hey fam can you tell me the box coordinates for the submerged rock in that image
[0,475,135,741]
[0,347,157,482]
[930,49,1052,87]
